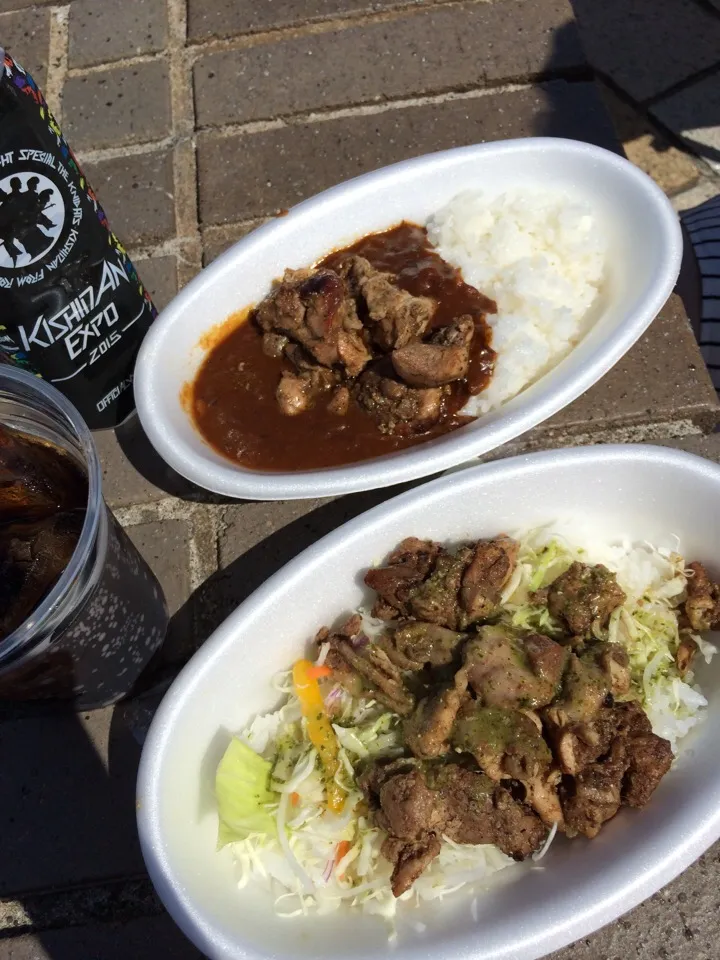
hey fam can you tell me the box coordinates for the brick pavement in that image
[571,0,720,199]
[1,0,720,957]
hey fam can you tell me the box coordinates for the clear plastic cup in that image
[0,365,168,707]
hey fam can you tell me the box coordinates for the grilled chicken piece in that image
[547,562,626,635]
[459,536,519,623]
[675,633,698,677]
[344,255,435,351]
[464,625,568,709]
[321,616,415,715]
[684,561,720,632]
[407,548,472,628]
[560,701,672,837]
[543,648,610,729]
[381,621,466,670]
[381,834,442,897]
[451,701,552,782]
[361,760,547,895]
[355,366,445,436]
[404,669,468,759]
[364,537,441,620]
[562,738,627,838]
[391,316,475,387]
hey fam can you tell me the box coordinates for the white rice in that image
[427,188,607,415]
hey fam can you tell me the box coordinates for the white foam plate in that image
[137,444,720,960]
[133,139,682,500]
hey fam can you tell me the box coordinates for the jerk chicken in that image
[313,537,717,897]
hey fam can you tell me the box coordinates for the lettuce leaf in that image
[215,737,278,848]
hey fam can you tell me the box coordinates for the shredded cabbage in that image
[217,687,513,929]
[504,526,717,752]
[215,526,717,931]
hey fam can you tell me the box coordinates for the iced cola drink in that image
[0,366,168,707]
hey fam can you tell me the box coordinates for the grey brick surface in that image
[0,7,51,86]
[125,520,196,674]
[200,491,398,634]
[0,0,54,13]
[134,254,178,311]
[189,0,437,41]
[0,708,144,895]
[68,0,168,69]
[658,431,720,461]
[193,0,585,128]
[534,295,719,440]
[202,219,268,265]
[548,843,720,960]
[198,80,618,224]
[82,149,175,245]
[126,520,190,616]
[651,73,720,175]
[0,914,204,959]
[62,61,171,151]
[571,0,720,103]
[94,414,199,508]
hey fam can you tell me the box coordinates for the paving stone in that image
[0,7,51,86]
[94,413,200,508]
[529,295,719,442]
[194,0,586,128]
[571,0,720,103]
[126,520,190,616]
[0,914,204,959]
[68,0,168,69]
[0,876,163,936]
[672,176,720,213]
[62,61,171,151]
[0,707,144,895]
[124,519,196,678]
[202,219,269,265]
[194,488,405,635]
[82,149,175,246]
[651,73,720,176]
[548,842,720,959]
[198,80,619,224]
[0,0,54,12]
[189,0,440,41]
[598,84,699,196]
[134,254,178,311]
[655,431,720,461]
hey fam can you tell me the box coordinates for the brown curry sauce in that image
[191,223,496,472]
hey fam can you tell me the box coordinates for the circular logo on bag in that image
[0,171,65,270]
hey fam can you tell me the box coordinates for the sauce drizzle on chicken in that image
[312,534,705,898]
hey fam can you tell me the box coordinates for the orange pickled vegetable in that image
[306,664,332,680]
[290,791,300,807]
[292,659,346,813]
[334,840,351,867]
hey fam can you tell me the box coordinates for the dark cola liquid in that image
[0,423,88,639]
[0,423,168,707]
[0,53,158,429]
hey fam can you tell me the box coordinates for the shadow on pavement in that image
[174,479,421,647]
[114,413,238,506]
